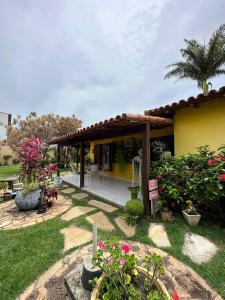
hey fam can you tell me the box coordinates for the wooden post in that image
[80,143,85,188]
[76,146,79,168]
[57,144,61,176]
[142,123,151,216]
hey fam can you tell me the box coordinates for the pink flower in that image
[208,159,217,166]
[220,174,225,182]
[172,291,179,300]
[121,244,130,253]
[98,241,105,249]
[107,257,114,265]
[119,258,126,265]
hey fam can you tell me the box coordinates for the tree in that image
[7,112,82,148]
[165,24,225,94]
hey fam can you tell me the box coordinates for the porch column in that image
[142,123,151,216]
[80,143,85,188]
[57,144,61,176]
[76,146,79,168]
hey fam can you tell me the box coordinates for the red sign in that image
[149,189,159,200]
[149,179,158,191]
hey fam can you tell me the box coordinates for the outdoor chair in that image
[87,164,99,181]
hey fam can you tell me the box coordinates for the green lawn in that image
[0,164,21,179]
[0,184,225,299]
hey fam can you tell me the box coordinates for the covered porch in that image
[62,174,131,207]
[49,113,174,216]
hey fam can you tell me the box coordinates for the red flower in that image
[172,291,179,300]
[121,244,130,253]
[220,174,225,182]
[208,159,217,166]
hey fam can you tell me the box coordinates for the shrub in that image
[12,158,20,165]
[151,145,225,223]
[21,182,39,197]
[124,199,144,225]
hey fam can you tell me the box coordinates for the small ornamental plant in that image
[92,238,171,300]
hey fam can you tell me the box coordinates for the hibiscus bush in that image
[150,145,225,223]
[92,238,172,300]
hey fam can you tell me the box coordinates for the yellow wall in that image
[174,97,225,156]
[89,126,174,180]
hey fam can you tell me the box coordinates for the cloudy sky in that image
[0,0,225,127]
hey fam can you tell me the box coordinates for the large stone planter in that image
[15,190,41,211]
[91,266,170,300]
[182,210,201,227]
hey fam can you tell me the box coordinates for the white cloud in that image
[0,0,224,127]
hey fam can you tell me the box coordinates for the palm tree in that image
[165,24,225,94]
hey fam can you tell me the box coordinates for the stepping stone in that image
[60,227,92,252]
[86,212,115,231]
[62,188,76,194]
[61,206,96,221]
[115,216,136,237]
[89,199,118,213]
[72,193,88,200]
[182,232,218,264]
[148,223,171,248]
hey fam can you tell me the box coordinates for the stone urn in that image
[15,190,41,211]
[160,207,173,221]
[182,210,201,226]
[91,266,170,300]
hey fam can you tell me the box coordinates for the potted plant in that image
[15,138,58,211]
[182,200,201,226]
[91,238,171,300]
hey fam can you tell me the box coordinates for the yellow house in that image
[50,86,225,214]
[145,86,225,156]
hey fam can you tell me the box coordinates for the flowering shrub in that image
[92,238,170,300]
[151,145,225,222]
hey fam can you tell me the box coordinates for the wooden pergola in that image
[49,113,174,216]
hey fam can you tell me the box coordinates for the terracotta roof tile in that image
[145,86,225,116]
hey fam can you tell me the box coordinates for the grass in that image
[0,164,21,179]
[0,182,224,299]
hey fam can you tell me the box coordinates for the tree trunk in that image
[202,81,208,94]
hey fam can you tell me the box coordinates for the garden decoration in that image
[81,223,102,291]
[132,149,142,192]
[182,200,201,227]
[91,238,171,300]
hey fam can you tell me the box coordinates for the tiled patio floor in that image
[62,174,132,206]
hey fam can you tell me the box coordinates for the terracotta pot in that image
[160,209,173,221]
[91,266,170,300]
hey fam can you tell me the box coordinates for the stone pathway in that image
[115,216,136,237]
[61,206,96,221]
[0,195,72,230]
[89,199,118,212]
[148,223,171,248]
[86,211,115,231]
[182,232,218,264]
[19,241,223,300]
[60,227,92,252]
[61,187,76,194]
[72,193,88,200]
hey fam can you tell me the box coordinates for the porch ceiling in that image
[49,113,173,146]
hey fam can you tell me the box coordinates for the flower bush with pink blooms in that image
[151,145,225,223]
[92,238,170,300]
